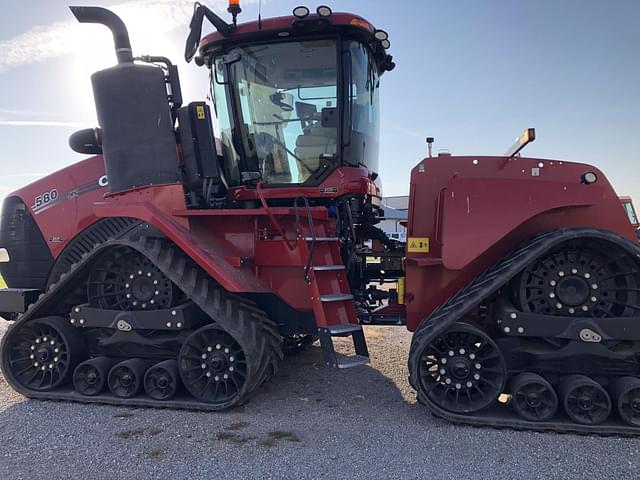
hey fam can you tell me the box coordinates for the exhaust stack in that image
[69,6,180,194]
[69,6,133,63]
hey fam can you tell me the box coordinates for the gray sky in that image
[0,0,638,201]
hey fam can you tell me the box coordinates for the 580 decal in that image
[31,176,108,215]
[32,189,59,210]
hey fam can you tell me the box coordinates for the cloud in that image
[0,120,86,128]
[0,108,53,117]
[0,0,243,72]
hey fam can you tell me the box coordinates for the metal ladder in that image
[300,235,369,368]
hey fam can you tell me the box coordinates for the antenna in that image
[258,0,263,29]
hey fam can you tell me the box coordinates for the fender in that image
[93,184,271,294]
[441,177,604,269]
[405,155,635,329]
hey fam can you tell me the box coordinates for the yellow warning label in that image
[407,237,430,253]
[196,106,206,120]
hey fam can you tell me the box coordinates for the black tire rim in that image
[510,373,558,422]
[518,239,640,318]
[108,362,144,398]
[73,358,112,396]
[562,377,611,425]
[88,248,176,311]
[144,360,179,400]
[179,324,247,405]
[418,323,506,413]
[613,377,640,427]
[5,318,79,392]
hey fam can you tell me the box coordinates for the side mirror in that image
[69,128,102,155]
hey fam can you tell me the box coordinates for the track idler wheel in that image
[560,375,611,425]
[2,317,84,392]
[510,373,558,422]
[144,359,179,401]
[609,377,640,427]
[415,322,507,413]
[73,357,116,396]
[179,324,247,406]
[108,358,148,398]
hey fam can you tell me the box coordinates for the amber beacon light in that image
[228,0,241,25]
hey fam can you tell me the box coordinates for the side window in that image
[211,58,241,186]
[346,41,380,174]
[624,201,638,224]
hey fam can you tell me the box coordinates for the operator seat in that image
[294,103,337,180]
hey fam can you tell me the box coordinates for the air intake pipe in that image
[69,6,133,64]
[69,6,180,193]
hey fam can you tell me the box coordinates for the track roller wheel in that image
[560,375,611,425]
[609,377,640,427]
[510,373,558,422]
[108,358,147,398]
[179,324,248,406]
[1,317,84,392]
[282,334,318,355]
[144,360,179,400]
[413,322,507,413]
[73,357,116,396]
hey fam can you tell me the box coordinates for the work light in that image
[293,6,310,18]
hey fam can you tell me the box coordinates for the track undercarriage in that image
[1,223,283,411]
[2,224,640,436]
[409,228,640,435]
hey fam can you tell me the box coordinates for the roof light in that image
[293,6,310,18]
[350,18,372,30]
[227,0,241,25]
[374,30,389,41]
[582,172,598,185]
[381,39,391,49]
[317,6,332,17]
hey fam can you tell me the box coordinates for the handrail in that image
[255,182,297,250]
[294,196,316,283]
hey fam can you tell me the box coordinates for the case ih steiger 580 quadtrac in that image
[1,3,640,436]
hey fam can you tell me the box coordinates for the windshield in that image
[214,40,338,184]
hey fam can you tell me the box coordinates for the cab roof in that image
[197,12,394,73]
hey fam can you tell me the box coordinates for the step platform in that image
[318,323,369,369]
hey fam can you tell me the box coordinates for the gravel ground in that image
[0,321,638,480]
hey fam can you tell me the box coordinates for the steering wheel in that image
[269,93,294,112]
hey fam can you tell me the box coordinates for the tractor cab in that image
[187,4,395,190]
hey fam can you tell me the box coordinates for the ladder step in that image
[320,324,363,335]
[318,323,369,369]
[311,265,345,271]
[304,237,340,242]
[336,355,370,369]
[320,293,354,303]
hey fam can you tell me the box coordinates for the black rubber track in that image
[1,224,283,410]
[408,227,640,436]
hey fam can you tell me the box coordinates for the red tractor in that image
[1,4,639,435]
